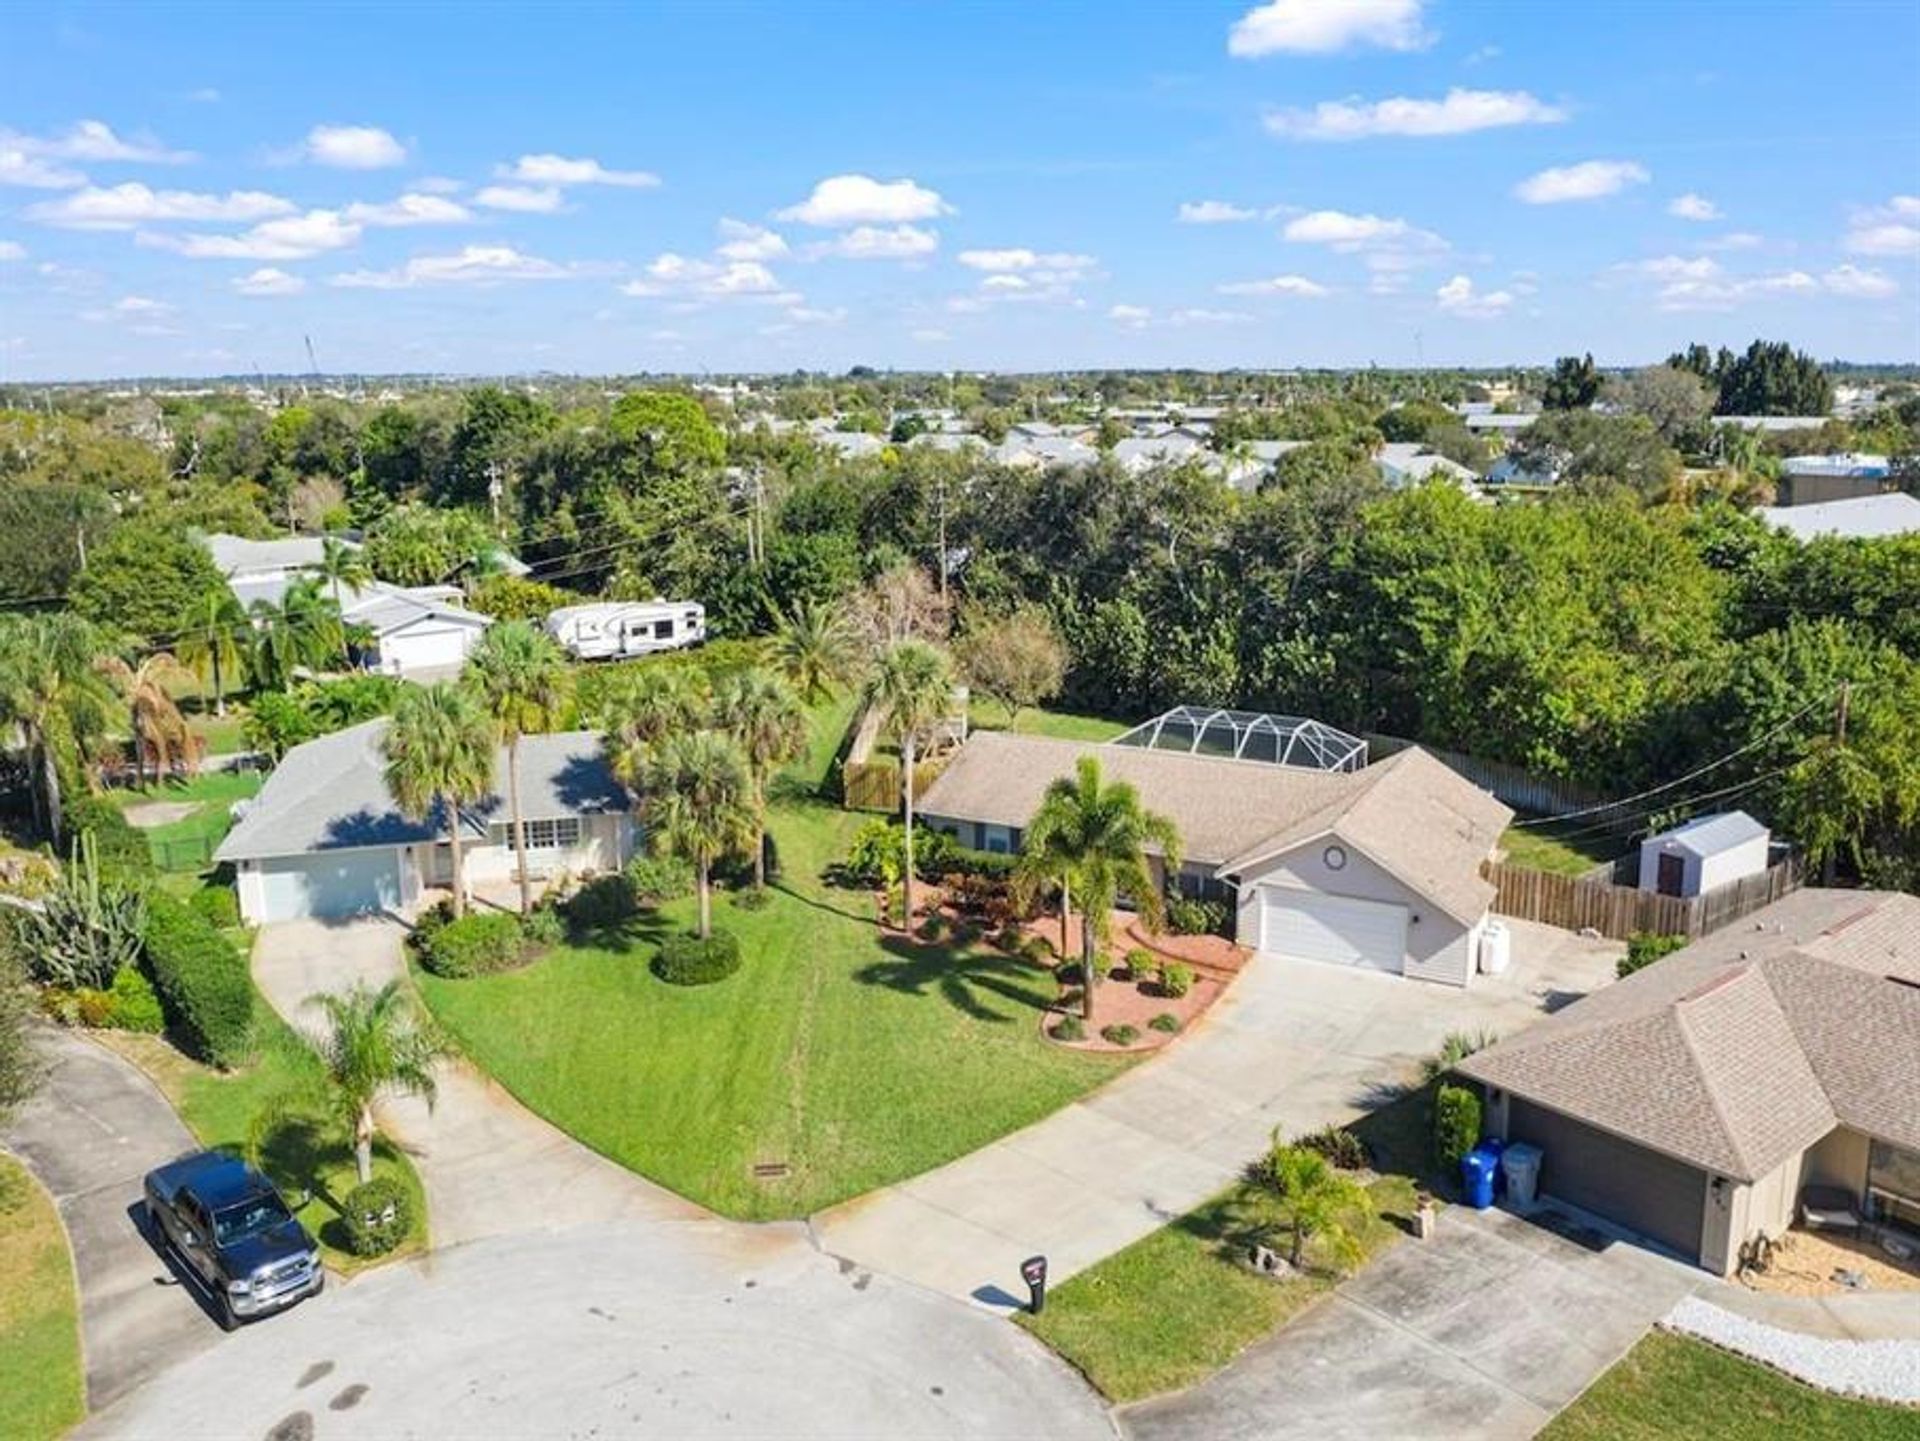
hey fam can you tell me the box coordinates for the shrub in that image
[918,911,948,942]
[626,853,695,906]
[411,898,456,941]
[141,893,253,1068]
[61,796,153,880]
[1433,1084,1483,1170]
[1157,962,1195,999]
[841,819,959,886]
[418,913,524,979]
[1166,895,1230,938]
[106,965,164,1033]
[1148,1012,1182,1034]
[1620,932,1688,979]
[653,930,741,986]
[1019,934,1055,965]
[1294,1123,1368,1171]
[19,834,146,990]
[188,884,241,931]
[730,885,771,912]
[522,904,564,950]
[1419,1028,1501,1083]
[1123,947,1155,979]
[1100,1023,1141,1047]
[1050,1014,1085,1042]
[564,872,639,935]
[340,1176,412,1258]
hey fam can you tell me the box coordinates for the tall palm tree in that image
[604,667,706,785]
[0,613,121,844]
[383,683,494,917]
[712,666,806,890]
[301,980,448,1185]
[249,578,344,690]
[315,538,373,666]
[861,639,955,928]
[101,651,199,786]
[463,621,572,915]
[638,730,754,939]
[176,587,248,717]
[1020,755,1181,1020]
[771,598,857,705]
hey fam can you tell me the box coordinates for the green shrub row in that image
[43,965,165,1033]
[1619,931,1688,978]
[652,930,741,986]
[61,795,153,880]
[340,1175,412,1258]
[141,892,253,1069]
[187,883,241,930]
[1165,895,1231,938]
[416,912,528,979]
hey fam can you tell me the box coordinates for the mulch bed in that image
[1041,966,1224,1054]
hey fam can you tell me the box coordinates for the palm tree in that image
[249,578,344,690]
[711,667,807,890]
[1020,755,1181,1020]
[638,730,754,939]
[176,588,248,717]
[0,613,122,844]
[1258,1143,1374,1274]
[383,683,494,917]
[771,598,857,705]
[463,621,572,915]
[861,639,955,928]
[301,980,448,1185]
[101,652,199,786]
[315,538,373,666]
[604,667,706,784]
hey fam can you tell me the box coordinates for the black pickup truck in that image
[143,1150,324,1330]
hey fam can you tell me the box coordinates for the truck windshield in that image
[212,1194,293,1246]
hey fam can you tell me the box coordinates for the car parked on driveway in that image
[143,1150,324,1330]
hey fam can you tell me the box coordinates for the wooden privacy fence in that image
[1366,733,1633,834]
[1482,856,1803,941]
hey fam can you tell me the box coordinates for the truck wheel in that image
[216,1295,240,1333]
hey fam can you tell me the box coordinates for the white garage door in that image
[380,625,475,677]
[257,850,402,922]
[1257,887,1407,973]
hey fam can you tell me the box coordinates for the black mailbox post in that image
[1020,1254,1048,1315]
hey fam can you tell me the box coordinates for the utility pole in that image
[486,459,504,531]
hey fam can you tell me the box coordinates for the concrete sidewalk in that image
[2,1028,216,1409]
[813,921,1617,1308]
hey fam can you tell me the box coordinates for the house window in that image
[495,817,583,850]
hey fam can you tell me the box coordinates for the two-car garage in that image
[243,848,406,924]
[1254,886,1409,974]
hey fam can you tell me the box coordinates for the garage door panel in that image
[259,850,400,922]
[1509,1100,1705,1260]
[1258,887,1406,972]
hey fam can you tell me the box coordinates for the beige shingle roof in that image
[1459,889,1920,1182]
[915,733,1510,923]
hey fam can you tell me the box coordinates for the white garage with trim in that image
[1255,886,1408,973]
[247,848,406,924]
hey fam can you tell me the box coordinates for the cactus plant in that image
[22,832,147,991]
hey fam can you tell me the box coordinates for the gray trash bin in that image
[1502,1143,1543,1207]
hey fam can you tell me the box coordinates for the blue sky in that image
[2,0,1917,380]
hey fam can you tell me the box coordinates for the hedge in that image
[341,1175,412,1257]
[417,912,525,979]
[62,795,153,880]
[652,930,741,986]
[1433,1083,1483,1171]
[141,892,253,1068]
[188,884,241,931]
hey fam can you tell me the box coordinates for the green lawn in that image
[1018,1173,1417,1403]
[1543,1331,1918,1440]
[110,769,263,873]
[969,697,1130,743]
[187,708,252,758]
[419,791,1133,1220]
[1498,821,1621,878]
[0,1156,86,1441]
[98,999,427,1274]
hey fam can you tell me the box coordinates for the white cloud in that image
[982,274,1028,291]
[81,294,174,323]
[184,88,221,104]
[957,247,1095,274]
[1283,210,1408,246]
[475,184,564,214]
[910,327,949,342]
[1617,253,1890,310]
[1229,0,1430,57]
[807,224,938,260]
[1668,192,1720,221]
[1178,200,1259,224]
[620,254,791,300]
[716,219,788,261]
[232,267,306,296]
[143,208,362,260]
[1169,308,1252,325]
[28,182,296,229]
[0,241,23,261]
[1264,88,1565,141]
[1822,263,1898,299]
[1435,274,1513,317]
[497,154,659,188]
[0,149,88,189]
[786,305,847,325]
[1701,231,1763,251]
[1514,159,1649,204]
[303,125,407,170]
[342,194,472,227]
[413,176,465,195]
[1,120,194,164]
[777,174,950,226]
[1844,197,1920,256]
[332,245,572,289]
[1109,304,1152,328]
[1217,274,1330,297]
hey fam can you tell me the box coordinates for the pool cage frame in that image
[1110,706,1368,773]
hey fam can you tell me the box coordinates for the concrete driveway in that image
[1123,1203,1704,1441]
[815,920,1617,1308]
[2,1027,216,1410]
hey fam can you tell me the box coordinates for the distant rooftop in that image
[1757,492,1920,541]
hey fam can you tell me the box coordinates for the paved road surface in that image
[2,1028,216,1410]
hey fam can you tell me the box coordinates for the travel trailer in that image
[545,600,708,661]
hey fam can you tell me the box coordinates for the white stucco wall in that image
[461,813,633,885]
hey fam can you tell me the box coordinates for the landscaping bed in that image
[0,1156,85,1441]
[1041,966,1221,1053]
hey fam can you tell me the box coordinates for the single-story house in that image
[916,728,1512,986]
[217,719,634,924]
[1638,811,1770,898]
[1756,492,1920,541]
[1459,888,1920,1277]
[1376,442,1482,493]
[1775,453,1892,507]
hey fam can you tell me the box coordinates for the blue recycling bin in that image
[1461,1147,1497,1209]
[1479,1136,1507,1196]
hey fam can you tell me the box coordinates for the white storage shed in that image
[1638,811,1770,899]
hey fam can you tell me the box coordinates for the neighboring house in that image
[1376,442,1481,493]
[1484,454,1560,489]
[1459,888,1920,1277]
[905,431,989,456]
[1638,811,1770,898]
[1712,415,1835,435]
[917,717,1512,986]
[991,434,1101,469]
[1461,412,1538,436]
[1007,419,1097,443]
[1774,453,1894,507]
[813,430,888,461]
[1111,431,1210,473]
[217,719,634,924]
[1756,492,1920,541]
[205,533,350,580]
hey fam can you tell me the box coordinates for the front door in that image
[1656,852,1686,897]
[427,843,455,887]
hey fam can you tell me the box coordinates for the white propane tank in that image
[1478,920,1512,976]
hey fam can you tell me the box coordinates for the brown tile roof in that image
[915,732,1510,923]
[1459,889,1920,1182]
